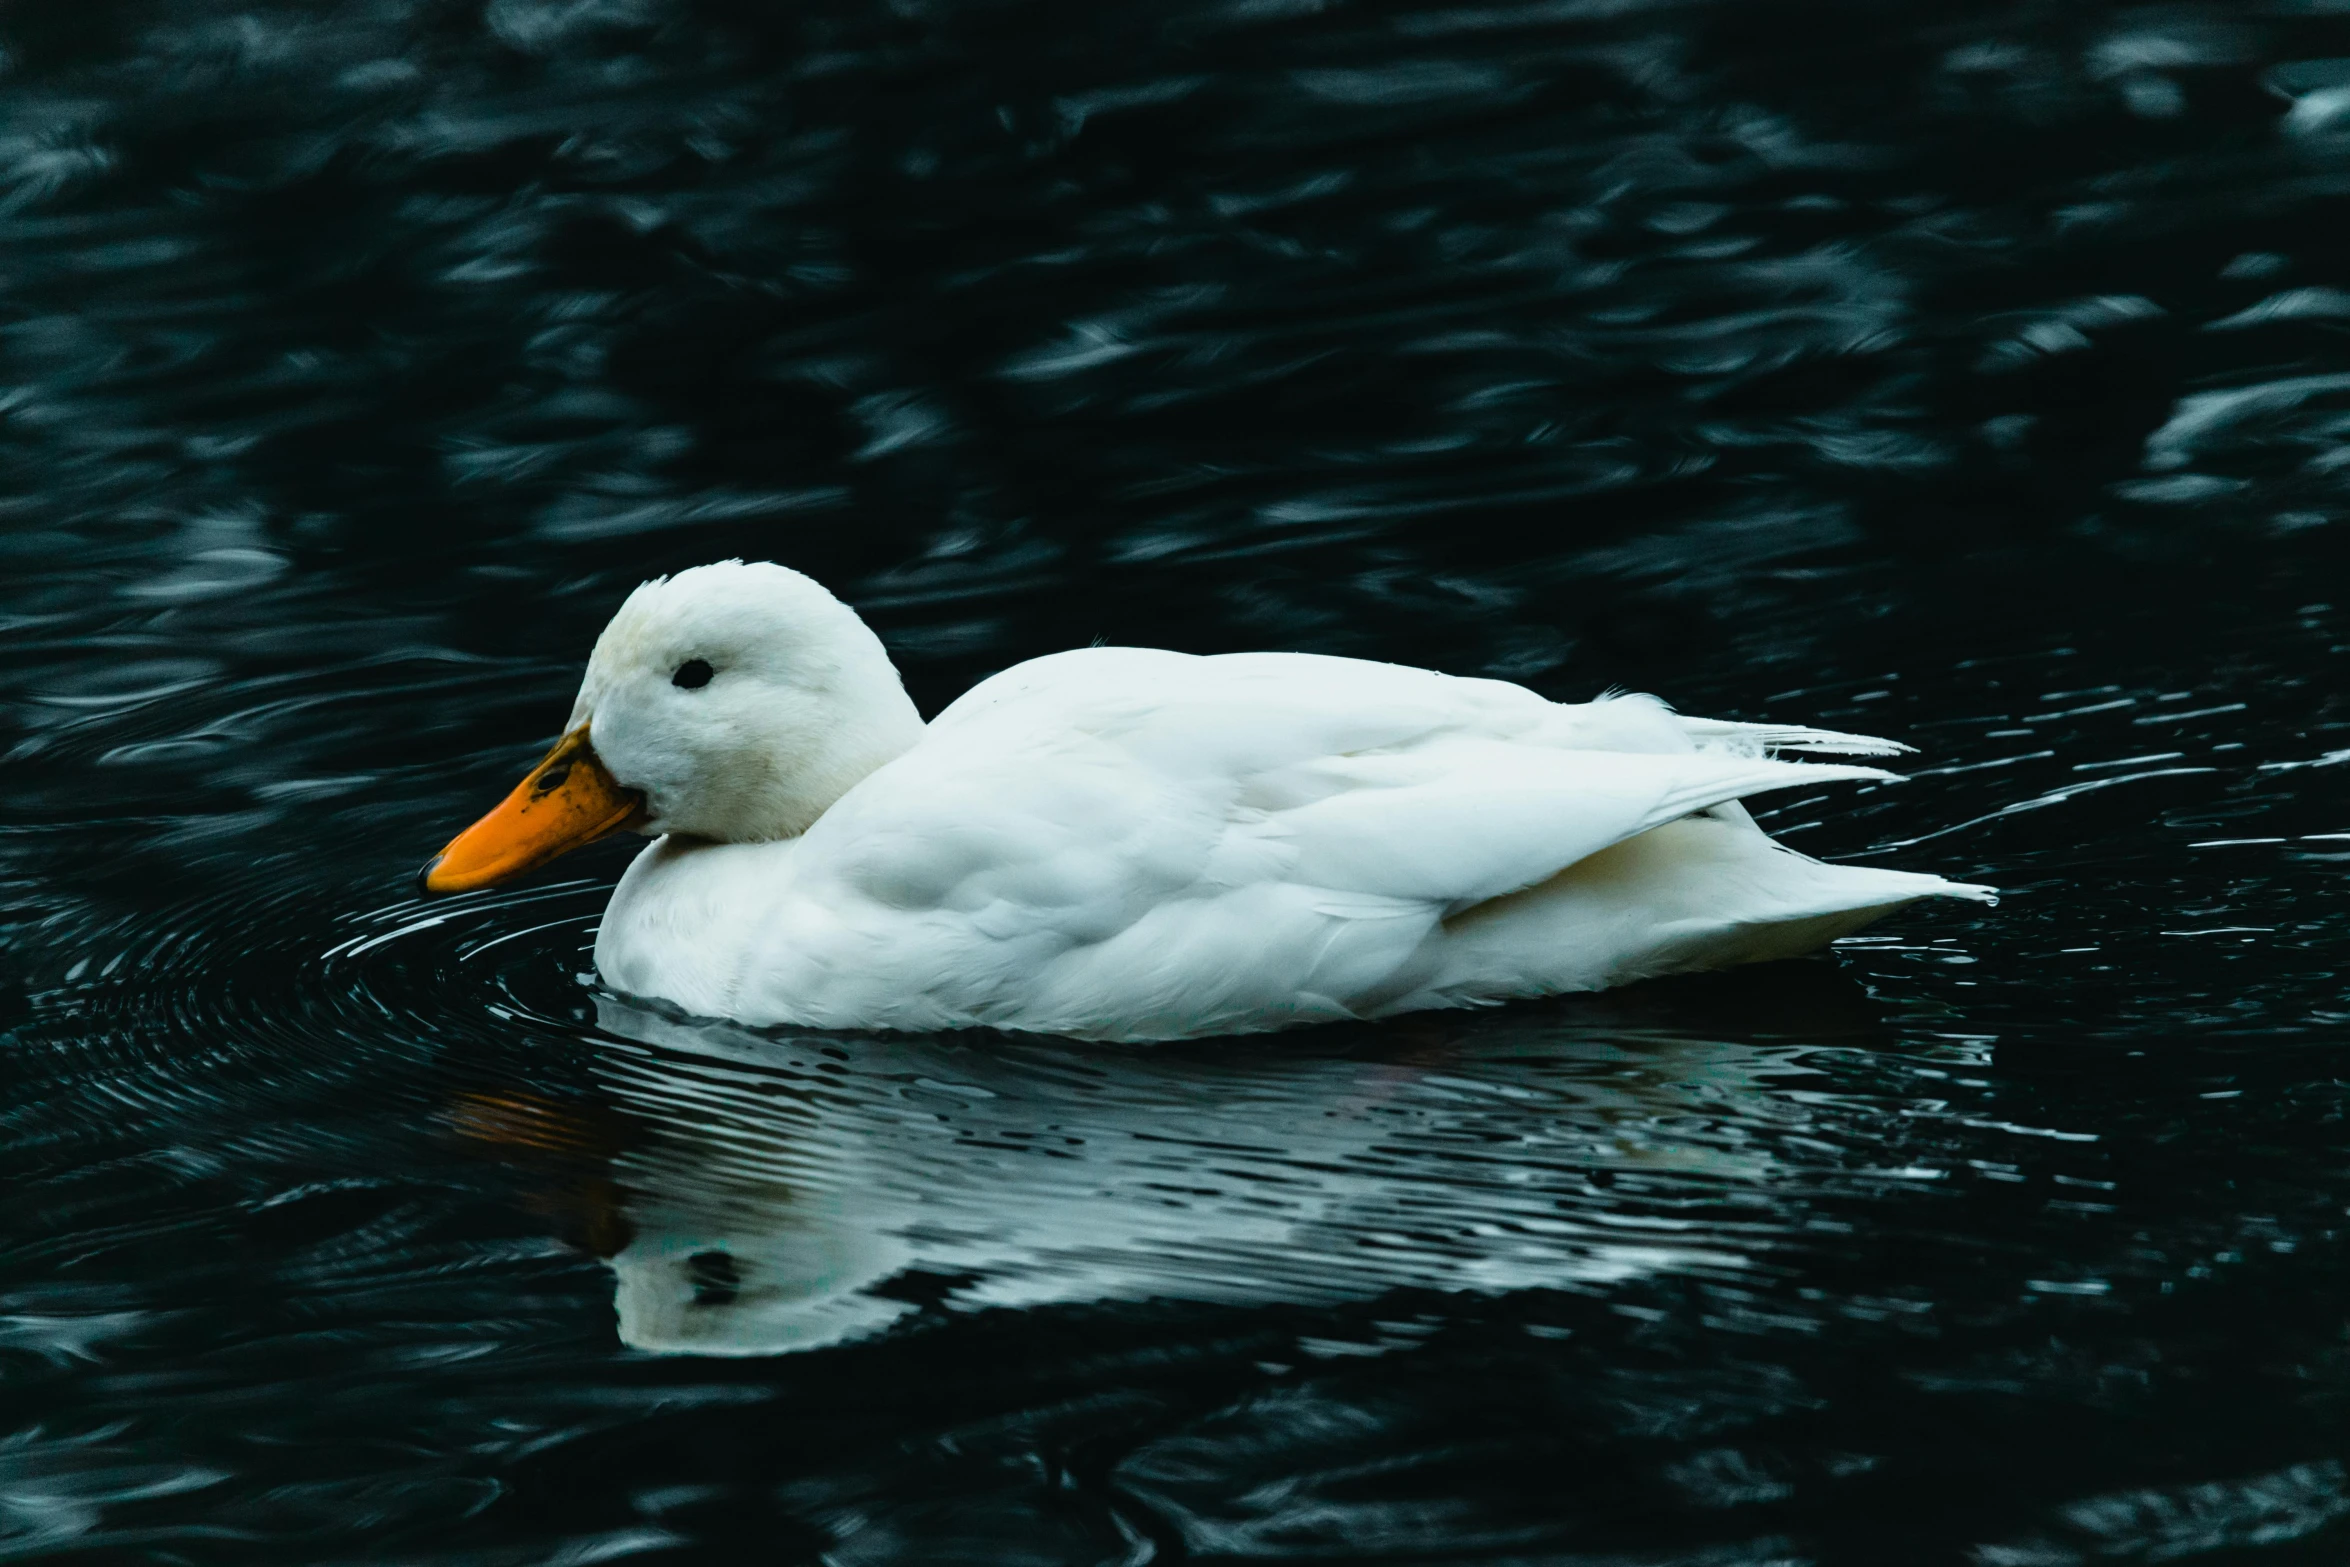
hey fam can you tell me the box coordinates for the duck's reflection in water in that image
[459,963,1900,1356]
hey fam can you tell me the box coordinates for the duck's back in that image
[594,648,1990,1039]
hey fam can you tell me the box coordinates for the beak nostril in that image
[533,762,573,796]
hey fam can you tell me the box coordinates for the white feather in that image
[1678,714,1916,758]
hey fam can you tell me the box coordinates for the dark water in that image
[12,0,2350,1560]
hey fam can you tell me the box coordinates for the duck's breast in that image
[595,834,806,1020]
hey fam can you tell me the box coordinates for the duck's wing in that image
[1242,738,1890,917]
[891,647,1901,918]
[942,647,1912,759]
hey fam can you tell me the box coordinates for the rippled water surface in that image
[14,0,2350,1560]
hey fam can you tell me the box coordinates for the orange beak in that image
[419,726,644,895]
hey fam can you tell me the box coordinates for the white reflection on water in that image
[564,985,1875,1357]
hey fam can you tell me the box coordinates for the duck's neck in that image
[771,678,924,837]
[718,627,926,841]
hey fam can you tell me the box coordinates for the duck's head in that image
[419,560,923,894]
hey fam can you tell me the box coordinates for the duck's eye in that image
[672,658,714,690]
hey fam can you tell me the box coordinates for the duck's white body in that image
[588,628,1990,1041]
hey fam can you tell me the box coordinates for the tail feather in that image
[1648,757,1903,826]
[1680,716,1914,758]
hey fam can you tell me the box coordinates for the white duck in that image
[420,560,1991,1040]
